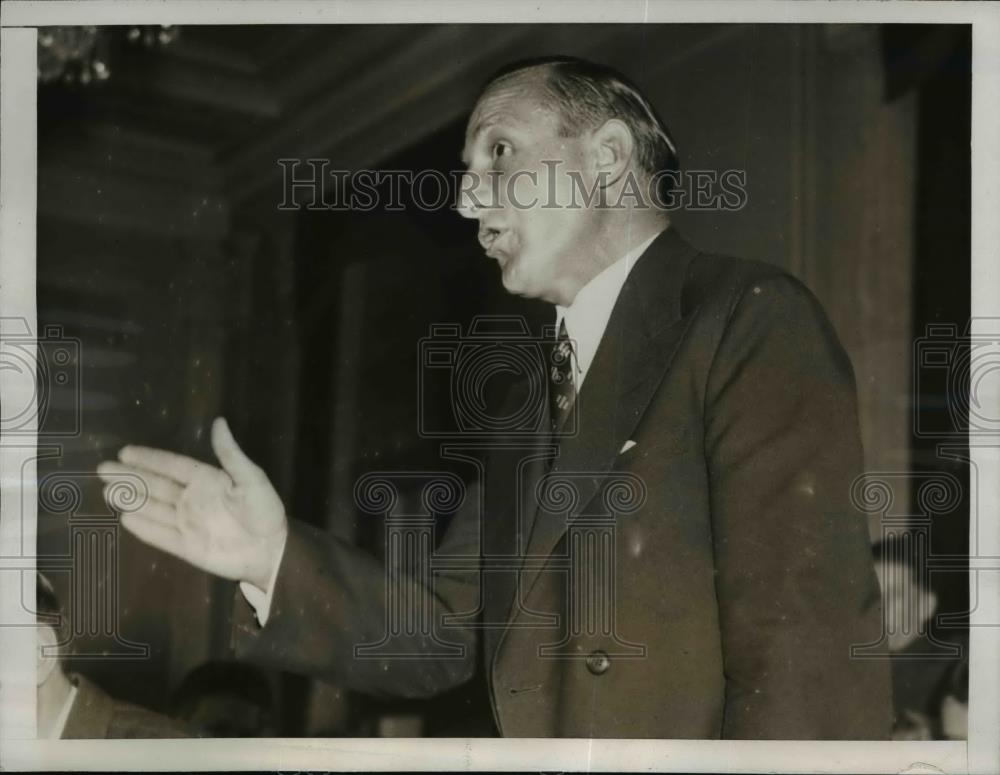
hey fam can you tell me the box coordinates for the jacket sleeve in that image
[704,273,892,739]
[229,482,482,699]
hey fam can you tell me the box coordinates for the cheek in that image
[514,210,584,276]
[545,145,590,202]
[551,168,582,207]
[505,170,543,209]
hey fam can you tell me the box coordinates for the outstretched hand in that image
[98,417,288,589]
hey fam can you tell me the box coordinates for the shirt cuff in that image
[238,532,288,627]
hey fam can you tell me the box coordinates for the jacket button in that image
[586,650,611,676]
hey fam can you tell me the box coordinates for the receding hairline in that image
[461,69,571,165]
[480,63,581,131]
[465,57,679,183]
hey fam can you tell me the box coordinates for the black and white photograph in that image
[0,2,997,772]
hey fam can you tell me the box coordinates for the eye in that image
[491,141,513,161]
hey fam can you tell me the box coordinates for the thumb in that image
[211,417,262,486]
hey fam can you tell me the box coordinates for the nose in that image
[456,171,491,219]
[456,197,479,220]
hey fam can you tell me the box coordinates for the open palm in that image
[98,418,288,589]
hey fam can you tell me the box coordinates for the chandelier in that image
[37,25,179,86]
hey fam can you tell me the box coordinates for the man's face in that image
[459,75,598,306]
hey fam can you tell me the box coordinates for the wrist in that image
[249,523,288,590]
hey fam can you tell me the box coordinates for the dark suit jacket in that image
[61,675,195,739]
[232,228,892,739]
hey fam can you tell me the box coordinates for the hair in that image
[36,572,70,650]
[171,661,273,714]
[871,533,925,587]
[482,55,681,184]
[36,573,61,618]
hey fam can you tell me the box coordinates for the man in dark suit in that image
[35,573,195,739]
[99,56,891,739]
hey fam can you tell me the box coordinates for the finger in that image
[101,479,176,514]
[128,507,177,533]
[120,514,184,557]
[119,445,203,486]
[211,417,263,487]
[97,462,184,505]
[115,493,177,525]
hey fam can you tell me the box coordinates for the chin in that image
[498,260,523,293]
[501,275,529,298]
[497,257,535,296]
[501,270,541,300]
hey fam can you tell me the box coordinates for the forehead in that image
[461,74,563,161]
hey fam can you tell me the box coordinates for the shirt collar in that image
[49,682,79,740]
[554,229,662,386]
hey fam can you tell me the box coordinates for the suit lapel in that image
[481,361,558,647]
[514,228,699,611]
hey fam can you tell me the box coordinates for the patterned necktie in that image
[548,318,576,432]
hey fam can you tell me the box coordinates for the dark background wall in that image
[35,24,970,736]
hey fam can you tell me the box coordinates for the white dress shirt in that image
[243,229,664,626]
[555,229,661,391]
[49,682,78,739]
[239,532,287,626]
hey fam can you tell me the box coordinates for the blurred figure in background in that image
[938,657,969,740]
[873,537,968,740]
[35,573,197,739]
[170,661,277,737]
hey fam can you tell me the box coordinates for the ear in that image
[37,625,59,686]
[590,118,635,188]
